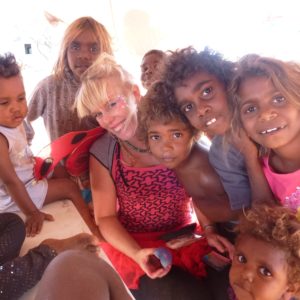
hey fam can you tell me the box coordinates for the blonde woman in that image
[75,53,223,300]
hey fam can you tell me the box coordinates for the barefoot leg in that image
[41,233,100,254]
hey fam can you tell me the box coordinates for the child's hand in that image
[25,211,54,237]
[231,128,258,159]
[205,230,234,259]
[135,248,171,279]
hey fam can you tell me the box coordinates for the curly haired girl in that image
[230,205,300,300]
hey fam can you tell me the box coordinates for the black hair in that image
[163,46,235,92]
[142,49,167,60]
[0,53,20,78]
[138,81,196,141]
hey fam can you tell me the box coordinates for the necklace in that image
[119,142,136,167]
[124,140,149,153]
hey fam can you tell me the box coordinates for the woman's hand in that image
[134,248,171,279]
[25,210,54,237]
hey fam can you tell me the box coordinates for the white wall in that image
[1,0,300,151]
[2,0,300,90]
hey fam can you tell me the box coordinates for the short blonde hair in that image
[76,53,135,118]
[53,16,113,80]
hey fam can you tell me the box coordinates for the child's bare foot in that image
[41,233,99,254]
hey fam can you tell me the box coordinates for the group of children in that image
[1,13,300,300]
[138,47,300,299]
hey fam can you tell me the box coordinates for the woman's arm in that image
[90,155,140,256]
[0,135,53,236]
[90,156,168,278]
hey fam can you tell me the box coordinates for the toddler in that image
[0,53,99,238]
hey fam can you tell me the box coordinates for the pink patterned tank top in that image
[112,146,193,233]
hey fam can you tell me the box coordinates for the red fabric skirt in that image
[100,229,211,289]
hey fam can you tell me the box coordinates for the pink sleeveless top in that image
[263,156,300,211]
[112,145,193,232]
[91,137,209,289]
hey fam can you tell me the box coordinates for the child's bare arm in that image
[193,204,234,258]
[0,134,53,236]
[175,144,240,222]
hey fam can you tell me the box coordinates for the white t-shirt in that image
[0,124,47,212]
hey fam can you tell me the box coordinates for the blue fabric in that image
[208,135,251,210]
[81,189,92,204]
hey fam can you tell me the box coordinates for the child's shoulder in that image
[189,143,210,166]
[177,143,210,173]
[0,124,22,136]
[0,124,26,150]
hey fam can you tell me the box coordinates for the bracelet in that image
[203,224,216,231]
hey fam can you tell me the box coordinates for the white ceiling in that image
[1,0,300,88]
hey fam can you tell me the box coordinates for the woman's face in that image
[91,79,140,141]
[67,29,101,81]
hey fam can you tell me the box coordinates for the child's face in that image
[230,235,290,300]
[174,72,231,137]
[238,76,300,151]
[147,119,194,169]
[140,53,164,90]
[67,29,101,81]
[91,79,139,141]
[0,76,27,128]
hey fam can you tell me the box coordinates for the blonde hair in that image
[76,53,135,118]
[230,54,300,134]
[53,16,113,80]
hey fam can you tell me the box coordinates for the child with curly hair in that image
[162,47,274,219]
[230,205,300,300]
[138,80,234,249]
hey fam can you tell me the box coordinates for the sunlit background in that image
[1,0,300,152]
